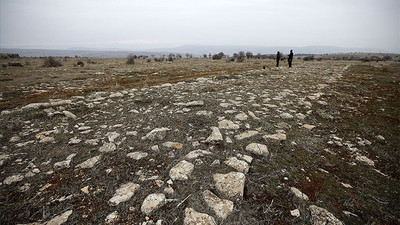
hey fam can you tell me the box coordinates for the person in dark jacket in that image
[288,50,293,68]
[276,51,281,67]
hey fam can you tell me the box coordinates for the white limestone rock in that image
[3,174,24,185]
[76,155,101,169]
[99,142,116,153]
[184,208,217,225]
[203,190,234,220]
[141,193,166,215]
[309,205,343,225]
[245,143,269,157]
[290,187,309,201]
[185,150,213,159]
[205,127,223,142]
[109,182,140,205]
[218,120,240,130]
[224,157,249,174]
[144,128,170,141]
[213,172,245,199]
[234,130,258,140]
[169,160,194,180]
[127,152,148,160]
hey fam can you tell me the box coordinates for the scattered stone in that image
[224,157,249,173]
[290,187,309,201]
[309,205,343,225]
[164,186,175,195]
[184,208,217,225]
[245,143,269,157]
[84,139,99,146]
[10,136,21,143]
[248,111,260,120]
[68,137,82,145]
[54,153,76,170]
[234,130,258,140]
[218,120,239,130]
[99,142,116,153]
[76,155,101,169]
[127,152,148,160]
[275,122,292,129]
[235,112,248,121]
[211,159,220,166]
[203,190,234,220]
[341,182,353,188]
[106,132,120,142]
[376,135,385,141]
[63,110,77,120]
[169,160,194,180]
[355,155,375,166]
[263,133,287,141]
[126,131,138,136]
[109,182,140,205]
[290,209,300,217]
[144,128,170,141]
[343,210,358,217]
[185,100,204,107]
[296,113,306,120]
[205,127,223,142]
[162,142,183,150]
[81,186,89,194]
[280,112,294,120]
[105,211,119,224]
[213,172,245,199]
[302,124,316,130]
[45,210,73,225]
[3,174,24,185]
[19,183,31,192]
[141,193,166,215]
[185,150,213,159]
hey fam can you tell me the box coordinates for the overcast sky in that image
[1,0,399,52]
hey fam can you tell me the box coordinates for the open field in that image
[0,57,399,224]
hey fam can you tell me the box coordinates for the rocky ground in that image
[0,59,399,224]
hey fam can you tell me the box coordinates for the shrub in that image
[303,55,314,61]
[42,57,62,67]
[126,54,136,65]
[236,51,245,62]
[212,52,225,60]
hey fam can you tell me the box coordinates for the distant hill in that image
[0,48,169,58]
[159,45,394,55]
[0,45,395,58]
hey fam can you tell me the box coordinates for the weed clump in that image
[42,56,63,67]
[126,54,136,65]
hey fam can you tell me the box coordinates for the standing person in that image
[276,51,281,67]
[288,50,294,68]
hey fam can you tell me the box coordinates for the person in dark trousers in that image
[276,51,281,67]
[288,50,293,68]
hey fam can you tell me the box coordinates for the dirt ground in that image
[0,57,399,224]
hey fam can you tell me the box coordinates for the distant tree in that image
[203,54,208,58]
[246,51,253,59]
[126,54,135,64]
[212,52,225,60]
[236,51,245,62]
[168,53,175,61]
[176,53,182,58]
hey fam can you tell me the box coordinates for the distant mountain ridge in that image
[0,45,395,58]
